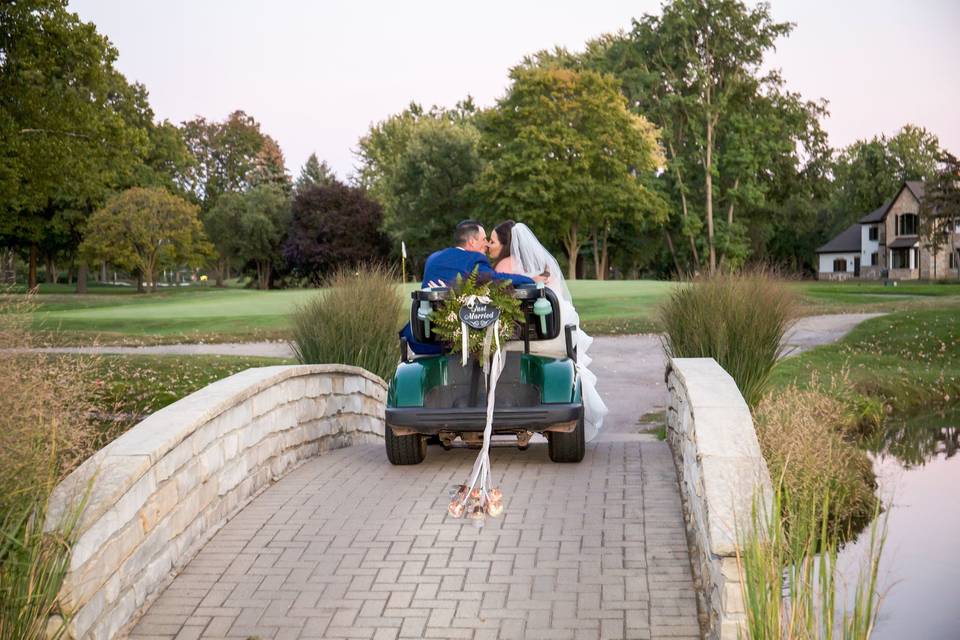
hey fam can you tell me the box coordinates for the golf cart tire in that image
[547,415,585,463]
[385,425,427,465]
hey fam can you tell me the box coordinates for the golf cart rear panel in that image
[386,352,582,434]
[385,282,586,464]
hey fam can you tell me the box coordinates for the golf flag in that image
[401,241,407,259]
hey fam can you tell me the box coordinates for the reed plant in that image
[754,383,878,540]
[289,264,404,382]
[659,269,796,407]
[738,481,885,640]
[0,292,98,639]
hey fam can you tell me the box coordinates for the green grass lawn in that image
[8,279,960,345]
[770,307,960,414]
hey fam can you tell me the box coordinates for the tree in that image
[920,151,960,279]
[237,184,290,289]
[201,192,246,286]
[473,66,664,279]
[354,98,477,214]
[284,182,389,284]
[384,118,483,268]
[597,0,798,275]
[832,124,942,224]
[0,0,155,289]
[180,110,279,211]
[79,187,212,292]
[295,153,337,194]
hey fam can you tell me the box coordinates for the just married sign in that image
[458,302,500,330]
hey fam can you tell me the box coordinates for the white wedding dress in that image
[507,224,608,442]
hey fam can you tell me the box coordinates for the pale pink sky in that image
[69,0,960,181]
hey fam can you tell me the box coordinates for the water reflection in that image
[867,408,960,468]
[840,406,960,640]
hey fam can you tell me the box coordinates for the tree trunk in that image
[46,255,56,284]
[77,262,88,294]
[600,227,609,280]
[563,223,580,280]
[591,228,602,281]
[664,231,683,276]
[101,261,107,283]
[28,244,38,289]
[667,142,700,270]
[705,115,716,276]
[726,177,739,226]
[135,268,144,293]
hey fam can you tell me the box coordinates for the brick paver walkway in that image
[130,337,700,640]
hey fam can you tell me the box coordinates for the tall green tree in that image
[473,66,664,279]
[79,187,212,292]
[354,98,476,213]
[237,184,290,289]
[295,153,337,194]
[832,124,942,224]
[585,0,812,275]
[0,0,157,289]
[384,118,483,268]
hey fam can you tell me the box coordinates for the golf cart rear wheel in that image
[385,425,427,465]
[547,415,585,463]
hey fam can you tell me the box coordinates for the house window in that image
[951,251,957,270]
[898,213,919,236]
[833,258,847,272]
[868,226,879,241]
[870,252,878,266]
[891,248,911,269]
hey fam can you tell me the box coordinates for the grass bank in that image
[770,306,960,415]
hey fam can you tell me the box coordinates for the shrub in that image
[658,270,796,407]
[0,293,98,638]
[753,384,878,539]
[289,265,404,381]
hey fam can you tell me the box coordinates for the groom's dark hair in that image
[454,220,483,246]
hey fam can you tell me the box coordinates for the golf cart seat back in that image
[409,284,562,346]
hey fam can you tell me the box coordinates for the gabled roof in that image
[816,223,861,254]
[857,181,926,224]
[905,180,925,200]
[859,201,891,223]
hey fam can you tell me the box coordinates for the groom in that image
[401,220,535,355]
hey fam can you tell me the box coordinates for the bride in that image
[488,220,608,442]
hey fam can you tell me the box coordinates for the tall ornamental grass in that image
[289,265,404,382]
[0,293,97,639]
[754,381,879,540]
[658,270,796,407]
[738,482,885,640]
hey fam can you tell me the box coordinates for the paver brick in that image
[131,432,700,640]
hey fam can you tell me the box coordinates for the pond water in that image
[838,407,960,639]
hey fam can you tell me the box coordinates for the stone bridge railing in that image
[46,364,386,640]
[665,358,772,640]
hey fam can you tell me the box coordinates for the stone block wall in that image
[665,358,772,640]
[45,364,386,640]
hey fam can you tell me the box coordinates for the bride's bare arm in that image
[495,256,514,273]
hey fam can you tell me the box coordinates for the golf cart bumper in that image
[385,403,582,434]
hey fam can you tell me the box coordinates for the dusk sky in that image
[69,0,960,181]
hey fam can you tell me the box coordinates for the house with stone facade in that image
[816,181,960,280]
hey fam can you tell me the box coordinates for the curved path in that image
[125,313,878,640]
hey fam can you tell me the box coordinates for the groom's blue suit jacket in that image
[400,247,534,355]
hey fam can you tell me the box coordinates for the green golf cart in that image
[385,283,585,465]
